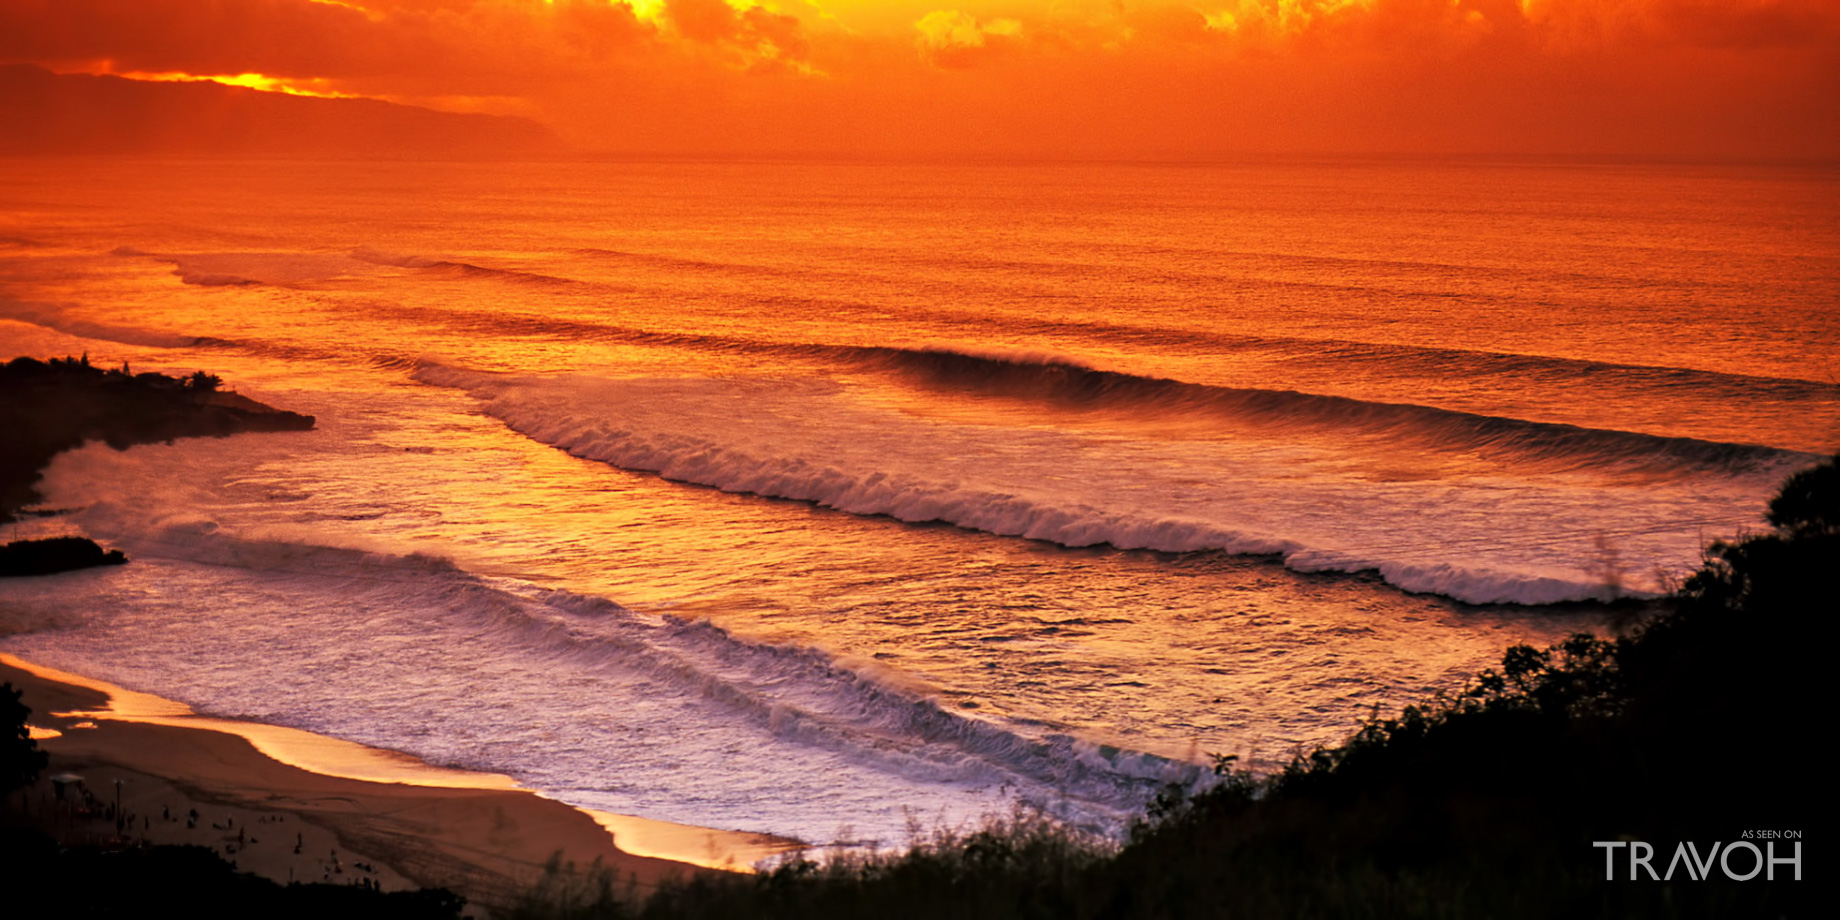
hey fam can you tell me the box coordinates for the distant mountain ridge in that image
[0,64,558,156]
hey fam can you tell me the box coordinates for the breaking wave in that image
[851,345,1806,474]
[34,517,1200,833]
[351,247,576,286]
[415,362,1805,605]
[296,290,1828,459]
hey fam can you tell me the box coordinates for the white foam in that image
[418,365,1787,606]
[0,519,1199,842]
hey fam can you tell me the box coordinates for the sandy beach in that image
[1,654,798,913]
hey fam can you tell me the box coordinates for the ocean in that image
[1,157,1835,847]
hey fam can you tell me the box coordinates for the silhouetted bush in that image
[1,682,47,794]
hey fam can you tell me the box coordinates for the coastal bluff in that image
[1,355,315,572]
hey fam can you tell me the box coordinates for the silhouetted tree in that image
[2,681,47,793]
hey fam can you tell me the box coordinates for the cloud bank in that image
[1,0,1834,157]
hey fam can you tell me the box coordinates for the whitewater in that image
[1,158,1835,847]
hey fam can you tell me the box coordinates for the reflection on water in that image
[1,158,1833,843]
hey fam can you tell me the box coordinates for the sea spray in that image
[417,363,1797,605]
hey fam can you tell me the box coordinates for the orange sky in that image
[2,0,1836,158]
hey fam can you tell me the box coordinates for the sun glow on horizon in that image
[3,0,1835,158]
[64,63,359,100]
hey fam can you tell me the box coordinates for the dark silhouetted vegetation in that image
[0,355,315,521]
[507,454,1832,919]
[1,683,47,795]
[188,370,224,393]
[510,811,1112,920]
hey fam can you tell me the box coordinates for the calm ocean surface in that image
[2,158,1835,844]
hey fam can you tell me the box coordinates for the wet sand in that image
[1,654,798,912]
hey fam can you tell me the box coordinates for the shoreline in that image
[0,355,316,524]
[1,653,798,910]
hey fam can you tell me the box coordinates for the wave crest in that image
[60,516,1200,831]
[860,345,1797,474]
[417,363,1804,605]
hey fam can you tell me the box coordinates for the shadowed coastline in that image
[0,64,559,158]
[0,355,315,575]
